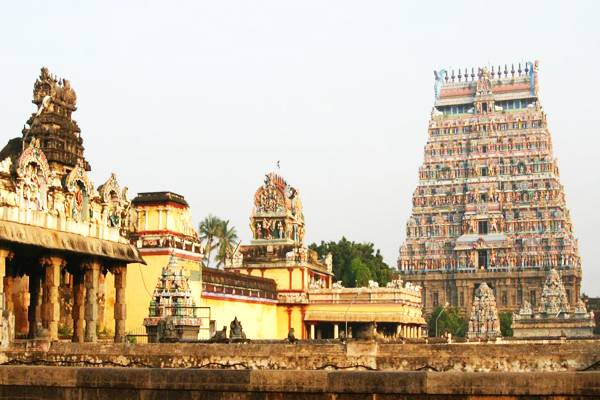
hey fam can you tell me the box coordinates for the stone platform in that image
[2,339,600,372]
[0,340,599,399]
[0,366,598,399]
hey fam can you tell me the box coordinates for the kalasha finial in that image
[524,62,530,74]
[504,64,508,77]
[451,69,455,82]
[471,67,475,80]
[491,65,495,78]
[518,63,522,76]
[458,68,462,82]
[511,64,515,77]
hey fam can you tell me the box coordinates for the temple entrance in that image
[478,250,488,269]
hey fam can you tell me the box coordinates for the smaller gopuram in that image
[226,172,427,340]
[466,282,501,340]
[513,268,594,338]
[0,67,143,344]
[143,255,202,342]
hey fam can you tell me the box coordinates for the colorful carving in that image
[15,139,51,211]
[513,268,594,337]
[538,268,571,315]
[467,282,501,340]
[399,61,582,312]
[143,255,201,342]
[250,172,304,243]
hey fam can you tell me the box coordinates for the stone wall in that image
[2,339,600,372]
[0,366,598,399]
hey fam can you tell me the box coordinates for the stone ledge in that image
[0,367,598,396]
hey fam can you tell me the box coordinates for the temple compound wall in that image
[0,341,599,398]
[398,61,583,317]
[0,68,143,344]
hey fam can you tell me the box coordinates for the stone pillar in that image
[113,266,126,343]
[40,257,64,341]
[310,323,315,340]
[0,250,11,310]
[0,250,14,346]
[71,271,85,343]
[84,261,100,342]
[3,272,13,315]
[396,324,401,338]
[97,272,106,334]
[28,270,42,339]
[333,323,339,339]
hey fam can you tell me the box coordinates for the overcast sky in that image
[1,1,598,295]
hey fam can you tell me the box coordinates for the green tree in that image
[350,257,372,287]
[309,237,393,287]
[427,307,467,337]
[499,312,513,337]
[199,214,221,267]
[215,220,239,269]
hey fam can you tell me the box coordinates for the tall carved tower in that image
[398,62,582,316]
[22,67,90,172]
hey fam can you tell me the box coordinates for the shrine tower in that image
[398,62,583,316]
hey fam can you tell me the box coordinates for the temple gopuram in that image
[398,61,583,316]
[0,68,143,344]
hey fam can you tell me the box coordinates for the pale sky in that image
[1,1,599,295]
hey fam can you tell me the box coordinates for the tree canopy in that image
[427,306,467,337]
[499,312,513,337]
[199,215,238,268]
[309,237,394,287]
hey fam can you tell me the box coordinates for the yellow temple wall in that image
[275,304,306,339]
[200,296,278,339]
[305,302,420,319]
[252,266,306,291]
[136,204,194,234]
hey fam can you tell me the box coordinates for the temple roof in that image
[132,191,189,207]
[433,61,539,106]
[0,219,143,264]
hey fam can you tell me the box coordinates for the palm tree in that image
[215,220,239,269]
[198,215,222,267]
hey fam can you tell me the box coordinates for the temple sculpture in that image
[398,61,582,316]
[0,67,143,344]
[144,255,201,342]
[512,268,594,338]
[466,282,501,340]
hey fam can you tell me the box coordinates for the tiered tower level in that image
[398,61,582,316]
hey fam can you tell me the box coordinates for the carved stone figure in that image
[467,282,501,340]
[229,317,246,340]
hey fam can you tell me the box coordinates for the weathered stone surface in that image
[2,340,600,373]
[0,366,597,399]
